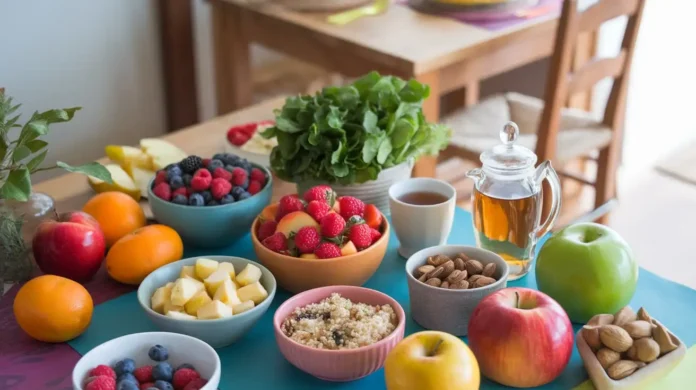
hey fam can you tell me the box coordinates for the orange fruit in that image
[83,191,146,246]
[106,224,183,285]
[13,275,93,343]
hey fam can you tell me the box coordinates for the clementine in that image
[106,224,183,284]
[13,275,93,343]
[83,191,146,247]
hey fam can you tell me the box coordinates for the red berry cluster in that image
[257,185,384,259]
[84,362,206,390]
[226,120,275,146]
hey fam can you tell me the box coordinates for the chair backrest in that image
[535,0,646,161]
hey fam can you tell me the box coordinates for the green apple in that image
[535,222,638,323]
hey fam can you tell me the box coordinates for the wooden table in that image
[211,0,559,176]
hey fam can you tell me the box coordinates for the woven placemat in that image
[276,0,373,12]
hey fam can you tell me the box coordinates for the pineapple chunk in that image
[217,262,236,280]
[236,264,262,286]
[237,281,269,304]
[180,265,196,280]
[171,278,203,306]
[167,311,197,320]
[163,300,184,314]
[204,269,232,296]
[182,275,205,292]
[184,290,213,316]
[197,300,233,320]
[214,279,242,306]
[195,258,219,280]
[150,283,175,313]
[232,300,255,315]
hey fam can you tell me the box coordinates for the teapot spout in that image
[466,167,484,186]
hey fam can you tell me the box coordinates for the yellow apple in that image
[140,138,188,170]
[105,145,153,170]
[384,331,480,390]
[276,211,320,237]
[87,164,140,200]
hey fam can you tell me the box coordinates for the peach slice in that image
[260,203,279,222]
[340,241,358,256]
[276,211,320,238]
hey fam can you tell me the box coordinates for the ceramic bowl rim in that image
[71,331,221,389]
[388,177,457,209]
[251,214,390,264]
[137,255,277,324]
[147,162,273,210]
[272,285,406,354]
[404,245,510,294]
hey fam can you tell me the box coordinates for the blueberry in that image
[238,191,252,201]
[154,380,174,390]
[207,159,224,172]
[224,164,236,172]
[220,194,235,205]
[188,193,205,206]
[152,362,173,382]
[182,173,192,187]
[212,153,226,161]
[172,194,188,205]
[176,363,195,371]
[117,378,139,390]
[231,186,245,200]
[169,175,184,190]
[113,358,135,376]
[148,344,169,361]
[198,190,212,204]
[166,165,183,181]
[117,373,138,385]
[207,199,219,206]
[223,154,241,166]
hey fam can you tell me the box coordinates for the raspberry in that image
[320,213,345,238]
[306,200,331,222]
[190,169,212,191]
[257,220,277,241]
[370,228,382,244]
[294,226,321,254]
[172,368,200,390]
[276,195,305,220]
[154,171,167,185]
[133,366,153,383]
[314,242,341,259]
[89,365,116,380]
[349,224,372,250]
[247,180,262,195]
[364,204,382,229]
[140,383,154,390]
[303,185,336,206]
[231,167,248,187]
[180,156,203,174]
[210,178,232,200]
[183,378,208,390]
[153,182,172,201]
[85,376,116,390]
[250,168,266,184]
[212,167,232,181]
[172,187,188,198]
[339,196,365,220]
[262,232,288,253]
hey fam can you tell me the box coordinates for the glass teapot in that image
[466,121,561,280]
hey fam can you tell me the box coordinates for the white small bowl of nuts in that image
[405,245,509,336]
[577,305,686,389]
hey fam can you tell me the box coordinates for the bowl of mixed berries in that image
[224,121,276,167]
[148,153,272,248]
[250,185,389,293]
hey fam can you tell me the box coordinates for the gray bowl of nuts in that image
[405,245,509,336]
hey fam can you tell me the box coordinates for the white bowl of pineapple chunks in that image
[137,255,276,348]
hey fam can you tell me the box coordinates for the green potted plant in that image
[261,71,451,214]
[0,89,112,288]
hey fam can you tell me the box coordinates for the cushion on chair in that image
[442,92,613,163]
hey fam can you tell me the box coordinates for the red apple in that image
[467,287,573,388]
[33,211,106,282]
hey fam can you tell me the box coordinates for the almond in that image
[607,360,642,380]
[465,259,483,275]
[454,257,466,271]
[427,255,450,267]
[622,320,655,339]
[468,275,484,284]
[450,280,469,290]
[599,325,633,352]
[482,262,497,277]
[633,337,660,362]
[596,348,621,370]
[415,265,435,277]
[587,314,615,326]
[637,307,652,323]
[455,252,470,262]
[582,325,602,350]
[440,260,455,278]
[425,266,444,280]
[613,306,637,326]
[626,344,638,360]
[418,273,428,283]
[445,270,467,284]
[652,323,678,354]
[425,278,442,287]
[440,281,449,289]
[473,276,496,288]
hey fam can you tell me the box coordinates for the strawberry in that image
[338,196,365,220]
[172,368,201,390]
[364,204,382,229]
[306,200,331,222]
[276,195,305,220]
[85,376,116,390]
[348,223,372,250]
[88,365,116,380]
[320,213,345,238]
[370,228,382,244]
[262,232,288,253]
[257,220,277,241]
[213,167,233,181]
[294,226,321,254]
[133,366,153,383]
[314,242,342,259]
[303,185,336,206]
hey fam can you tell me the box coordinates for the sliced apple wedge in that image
[214,279,242,306]
[180,265,196,280]
[217,262,236,280]
[236,264,263,286]
[204,269,232,296]
[197,300,232,320]
[151,283,174,314]
[237,281,268,304]
[128,166,156,199]
[105,145,153,170]
[171,277,203,306]
[140,138,188,170]
[87,164,140,200]
[184,290,213,316]
[232,300,255,315]
[195,258,219,280]
[166,311,197,320]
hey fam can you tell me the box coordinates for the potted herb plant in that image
[0,89,112,288]
[261,71,451,214]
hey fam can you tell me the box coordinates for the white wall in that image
[0,0,166,181]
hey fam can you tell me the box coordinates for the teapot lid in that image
[480,122,537,175]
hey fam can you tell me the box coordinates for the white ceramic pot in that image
[295,160,414,216]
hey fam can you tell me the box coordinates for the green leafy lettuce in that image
[261,72,451,185]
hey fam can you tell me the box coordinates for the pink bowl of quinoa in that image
[273,285,406,382]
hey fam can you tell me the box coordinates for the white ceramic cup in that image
[388,178,456,258]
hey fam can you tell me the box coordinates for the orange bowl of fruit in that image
[224,121,276,167]
[250,185,390,293]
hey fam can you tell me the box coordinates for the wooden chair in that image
[439,0,646,224]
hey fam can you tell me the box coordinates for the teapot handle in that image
[534,161,561,239]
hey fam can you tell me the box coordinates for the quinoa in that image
[281,293,397,350]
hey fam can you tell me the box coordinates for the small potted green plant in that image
[0,89,112,288]
[261,71,451,214]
